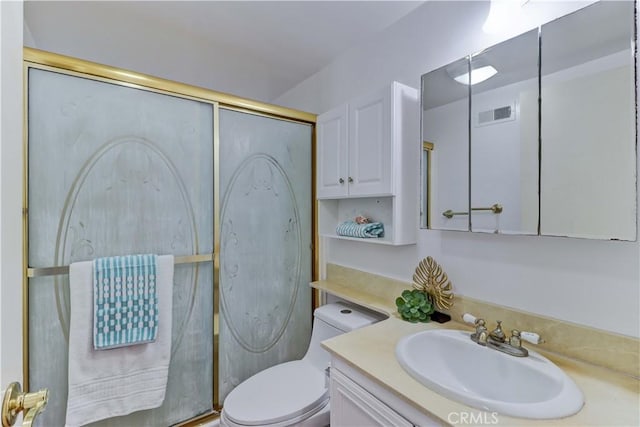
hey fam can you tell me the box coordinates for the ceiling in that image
[24,1,425,102]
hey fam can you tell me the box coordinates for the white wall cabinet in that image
[316,82,419,245]
[317,86,392,198]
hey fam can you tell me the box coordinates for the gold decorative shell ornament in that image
[412,256,454,310]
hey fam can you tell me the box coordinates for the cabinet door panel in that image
[330,368,413,427]
[349,87,392,196]
[317,104,349,198]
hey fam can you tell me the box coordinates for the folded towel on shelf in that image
[65,255,174,427]
[336,221,385,238]
[93,254,158,349]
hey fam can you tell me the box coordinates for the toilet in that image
[221,302,383,427]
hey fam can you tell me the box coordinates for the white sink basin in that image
[396,329,584,419]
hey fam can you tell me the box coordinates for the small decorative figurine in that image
[412,256,454,310]
[354,215,370,224]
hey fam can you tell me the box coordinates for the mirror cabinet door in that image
[470,29,540,235]
[421,57,470,230]
[420,1,637,239]
[540,1,636,240]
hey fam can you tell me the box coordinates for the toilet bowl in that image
[220,302,383,427]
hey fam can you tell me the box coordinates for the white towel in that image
[65,255,174,427]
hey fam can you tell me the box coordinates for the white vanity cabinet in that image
[330,367,414,427]
[329,358,442,427]
[316,82,419,245]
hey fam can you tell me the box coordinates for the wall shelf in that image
[321,233,397,246]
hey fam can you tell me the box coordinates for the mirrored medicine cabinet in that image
[420,0,637,240]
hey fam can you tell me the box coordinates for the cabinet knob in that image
[348,177,354,183]
[339,178,344,184]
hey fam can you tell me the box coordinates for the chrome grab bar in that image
[442,203,503,219]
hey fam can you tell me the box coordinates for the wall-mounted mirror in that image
[420,0,637,241]
[470,29,539,235]
[540,1,636,240]
[421,57,470,231]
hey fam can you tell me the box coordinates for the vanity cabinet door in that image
[317,104,349,198]
[330,368,414,427]
[348,86,393,196]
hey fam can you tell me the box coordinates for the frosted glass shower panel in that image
[218,109,312,402]
[27,68,214,425]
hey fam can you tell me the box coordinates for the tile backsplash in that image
[322,263,640,378]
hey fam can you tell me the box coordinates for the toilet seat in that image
[222,360,328,427]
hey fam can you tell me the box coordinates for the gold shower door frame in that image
[22,47,318,426]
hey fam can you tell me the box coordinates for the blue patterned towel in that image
[336,221,385,238]
[93,254,158,350]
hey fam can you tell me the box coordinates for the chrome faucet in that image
[462,313,544,357]
[489,320,506,343]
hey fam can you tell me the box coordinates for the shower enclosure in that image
[23,48,315,426]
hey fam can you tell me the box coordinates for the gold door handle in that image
[2,382,48,427]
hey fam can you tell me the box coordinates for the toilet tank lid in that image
[314,302,384,332]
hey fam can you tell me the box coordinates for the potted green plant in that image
[395,289,435,323]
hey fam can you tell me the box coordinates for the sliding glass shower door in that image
[27,68,215,426]
[218,109,313,402]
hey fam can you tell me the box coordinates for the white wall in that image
[0,0,25,387]
[276,0,640,338]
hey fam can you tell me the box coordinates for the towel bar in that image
[26,253,214,278]
[442,203,503,219]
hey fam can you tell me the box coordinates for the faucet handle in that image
[509,329,522,348]
[520,331,544,345]
[462,313,483,326]
[509,329,544,347]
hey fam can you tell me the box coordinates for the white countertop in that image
[313,279,640,426]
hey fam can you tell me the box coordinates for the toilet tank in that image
[303,302,384,371]
[314,302,384,332]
